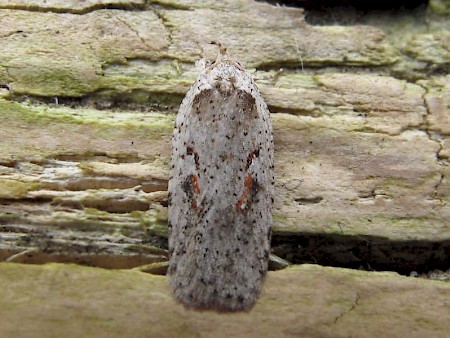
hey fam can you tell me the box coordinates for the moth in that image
[167,43,274,311]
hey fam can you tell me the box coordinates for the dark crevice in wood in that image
[271,233,450,276]
[2,223,448,278]
[258,0,428,11]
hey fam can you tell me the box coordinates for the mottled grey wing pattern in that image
[168,58,274,311]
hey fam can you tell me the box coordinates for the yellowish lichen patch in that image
[0,178,41,199]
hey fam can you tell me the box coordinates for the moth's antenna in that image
[210,41,227,55]
[210,41,227,63]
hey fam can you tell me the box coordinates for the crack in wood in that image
[0,1,148,15]
[333,291,360,324]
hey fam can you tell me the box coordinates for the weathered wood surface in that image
[1,263,450,338]
[0,0,449,336]
[1,0,449,268]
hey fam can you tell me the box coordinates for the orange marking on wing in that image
[236,173,253,210]
[244,173,253,189]
[191,174,201,194]
[191,199,198,209]
[189,174,201,210]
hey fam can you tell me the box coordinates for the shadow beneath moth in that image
[168,43,274,312]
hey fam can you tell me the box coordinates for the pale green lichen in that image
[143,221,169,239]
[141,207,169,239]
[0,179,41,199]
[429,0,450,14]
[0,99,174,164]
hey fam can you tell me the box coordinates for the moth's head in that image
[197,41,251,96]
[208,60,245,95]
[202,42,249,95]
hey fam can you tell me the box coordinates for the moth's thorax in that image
[205,60,250,95]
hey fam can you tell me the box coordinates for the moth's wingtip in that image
[177,297,256,313]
